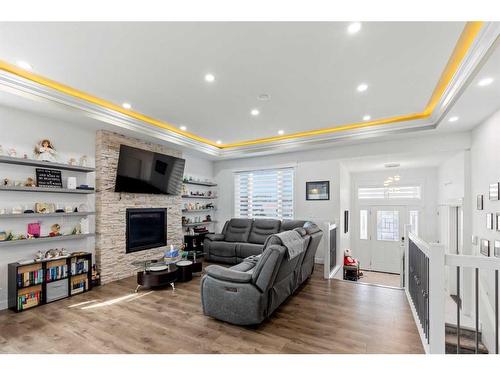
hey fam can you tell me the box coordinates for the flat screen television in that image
[115,144,186,195]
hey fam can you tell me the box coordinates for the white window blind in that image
[358,186,421,200]
[234,168,294,220]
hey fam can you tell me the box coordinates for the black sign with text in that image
[36,168,63,188]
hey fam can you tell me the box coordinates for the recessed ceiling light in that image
[278,130,285,135]
[251,109,260,116]
[179,125,187,131]
[477,77,494,87]
[347,22,362,34]
[204,73,215,83]
[216,140,222,145]
[122,102,132,110]
[17,60,33,71]
[363,115,371,121]
[357,83,368,92]
[258,94,271,101]
[448,116,459,122]
[384,163,400,168]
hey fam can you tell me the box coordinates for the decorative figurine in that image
[7,148,17,158]
[27,222,41,238]
[23,154,28,159]
[68,158,77,166]
[34,250,44,261]
[3,178,9,186]
[34,139,57,162]
[49,224,61,237]
[12,206,23,214]
[79,155,88,167]
[25,177,35,187]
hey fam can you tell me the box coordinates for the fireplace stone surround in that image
[95,130,183,284]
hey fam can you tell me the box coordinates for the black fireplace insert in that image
[126,208,167,253]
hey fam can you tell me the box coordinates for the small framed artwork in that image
[495,240,500,258]
[487,213,494,230]
[496,213,500,231]
[477,194,484,210]
[480,239,490,257]
[344,210,349,234]
[489,182,500,201]
[306,181,330,201]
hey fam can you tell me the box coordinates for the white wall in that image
[0,104,214,310]
[469,108,500,352]
[438,151,466,205]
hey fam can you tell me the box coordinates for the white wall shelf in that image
[181,195,217,199]
[182,221,217,227]
[0,155,95,172]
[0,212,96,219]
[183,181,217,187]
[0,186,94,194]
[0,233,95,248]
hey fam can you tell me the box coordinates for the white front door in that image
[370,206,405,273]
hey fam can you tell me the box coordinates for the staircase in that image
[445,324,488,354]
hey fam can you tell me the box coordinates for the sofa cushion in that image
[280,219,306,232]
[248,219,281,244]
[236,242,264,259]
[208,241,237,257]
[224,219,253,242]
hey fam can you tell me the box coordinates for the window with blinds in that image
[358,186,421,200]
[234,168,294,220]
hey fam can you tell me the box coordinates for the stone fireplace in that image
[95,130,183,284]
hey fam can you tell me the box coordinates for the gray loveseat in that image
[201,224,323,325]
[204,218,312,264]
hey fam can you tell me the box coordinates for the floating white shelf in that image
[181,209,216,213]
[181,195,217,199]
[0,186,94,194]
[182,221,217,227]
[183,181,217,187]
[0,155,95,172]
[0,212,96,219]
[0,233,95,248]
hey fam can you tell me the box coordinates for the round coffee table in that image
[132,260,178,292]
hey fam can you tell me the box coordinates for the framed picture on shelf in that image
[480,239,490,257]
[306,181,330,201]
[495,240,500,258]
[489,182,500,201]
[487,213,494,230]
[477,194,484,210]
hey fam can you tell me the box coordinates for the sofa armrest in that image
[205,233,225,241]
[205,265,252,283]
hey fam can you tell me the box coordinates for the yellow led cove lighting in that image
[0,22,484,149]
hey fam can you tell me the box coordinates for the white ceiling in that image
[0,22,466,144]
[340,150,462,173]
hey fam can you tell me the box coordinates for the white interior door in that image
[370,206,405,273]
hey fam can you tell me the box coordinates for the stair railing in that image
[405,225,500,354]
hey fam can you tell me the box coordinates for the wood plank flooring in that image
[0,265,424,354]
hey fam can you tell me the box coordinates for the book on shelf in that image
[17,290,42,311]
[71,258,89,275]
[17,269,44,288]
[71,278,88,295]
[46,264,68,281]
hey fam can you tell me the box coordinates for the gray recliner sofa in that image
[201,224,323,325]
[204,218,311,264]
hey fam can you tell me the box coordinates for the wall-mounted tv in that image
[115,144,185,195]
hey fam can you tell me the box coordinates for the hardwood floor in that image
[0,265,424,354]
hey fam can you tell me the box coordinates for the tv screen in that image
[115,145,186,195]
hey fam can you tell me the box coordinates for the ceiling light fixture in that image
[250,109,260,116]
[357,83,368,92]
[347,22,362,34]
[278,130,285,135]
[122,102,132,110]
[448,116,459,122]
[477,77,494,87]
[16,60,33,71]
[179,125,187,131]
[363,115,371,121]
[216,140,222,145]
[204,73,215,83]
